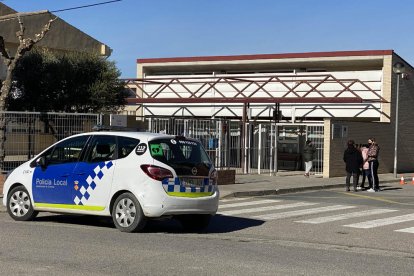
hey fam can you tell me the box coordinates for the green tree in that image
[9,49,128,112]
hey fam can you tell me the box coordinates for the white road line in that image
[344,213,414,229]
[220,198,250,203]
[296,209,398,224]
[218,202,318,216]
[254,205,356,220]
[395,227,414,234]
[219,199,282,209]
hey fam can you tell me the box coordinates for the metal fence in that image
[2,111,100,171]
[1,112,324,175]
[147,117,324,175]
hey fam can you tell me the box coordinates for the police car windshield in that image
[149,138,211,166]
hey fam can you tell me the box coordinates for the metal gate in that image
[306,124,324,175]
[146,118,325,175]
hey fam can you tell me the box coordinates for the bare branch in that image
[16,16,25,44]
[33,17,58,43]
[14,16,58,59]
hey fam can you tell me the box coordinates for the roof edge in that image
[137,50,394,64]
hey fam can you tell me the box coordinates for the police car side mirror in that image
[36,156,47,168]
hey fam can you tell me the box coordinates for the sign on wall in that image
[110,114,127,127]
[332,124,348,139]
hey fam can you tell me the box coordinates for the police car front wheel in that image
[112,192,146,233]
[7,186,38,221]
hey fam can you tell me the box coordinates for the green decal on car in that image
[150,144,163,156]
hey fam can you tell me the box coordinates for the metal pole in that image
[393,74,400,178]
[258,124,262,175]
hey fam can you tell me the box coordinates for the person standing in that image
[367,137,380,192]
[343,140,363,192]
[303,140,316,177]
[359,144,370,190]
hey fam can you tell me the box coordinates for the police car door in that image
[32,135,90,206]
[71,135,116,210]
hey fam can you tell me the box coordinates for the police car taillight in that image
[141,165,173,181]
[210,169,218,182]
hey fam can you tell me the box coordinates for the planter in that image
[217,169,236,185]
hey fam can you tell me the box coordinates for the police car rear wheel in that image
[112,193,146,233]
[7,186,38,221]
[177,214,212,233]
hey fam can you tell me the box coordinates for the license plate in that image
[181,178,204,187]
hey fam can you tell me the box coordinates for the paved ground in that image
[0,171,407,212]
[219,171,407,198]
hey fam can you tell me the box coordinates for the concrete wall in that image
[327,120,394,177]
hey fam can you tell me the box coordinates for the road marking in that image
[220,197,250,203]
[395,227,414,234]
[296,209,398,224]
[219,199,282,209]
[218,202,318,216]
[338,191,414,206]
[344,213,414,229]
[254,205,356,220]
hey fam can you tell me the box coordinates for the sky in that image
[2,0,414,78]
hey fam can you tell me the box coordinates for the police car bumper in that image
[142,190,219,217]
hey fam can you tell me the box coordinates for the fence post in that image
[258,124,262,174]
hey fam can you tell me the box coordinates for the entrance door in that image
[306,125,324,175]
[275,124,324,175]
[276,125,305,171]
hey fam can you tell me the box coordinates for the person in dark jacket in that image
[303,140,317,177]
[343,140,363,192]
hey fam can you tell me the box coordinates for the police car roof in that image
[83,131,173,140]
[71,131,197,142]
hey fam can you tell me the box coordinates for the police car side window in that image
[47,136,89,165]
[86,135,117,163]
[118,137,140,159]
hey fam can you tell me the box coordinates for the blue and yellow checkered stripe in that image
[162,177,216,197]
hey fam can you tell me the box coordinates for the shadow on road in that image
[33,213,264,233]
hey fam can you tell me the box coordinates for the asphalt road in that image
[1,188,414,275]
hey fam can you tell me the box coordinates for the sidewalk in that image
[0,172,408,213]
[219,172,404,198]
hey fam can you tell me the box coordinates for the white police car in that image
[2,131,219,232]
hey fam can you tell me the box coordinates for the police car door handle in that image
[76,172,86,175]
[61,174,70,177]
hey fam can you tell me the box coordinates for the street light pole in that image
[393,62,405,178]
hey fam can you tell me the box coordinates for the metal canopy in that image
[124,73,387,105]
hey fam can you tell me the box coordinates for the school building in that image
[125,50,413,178]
